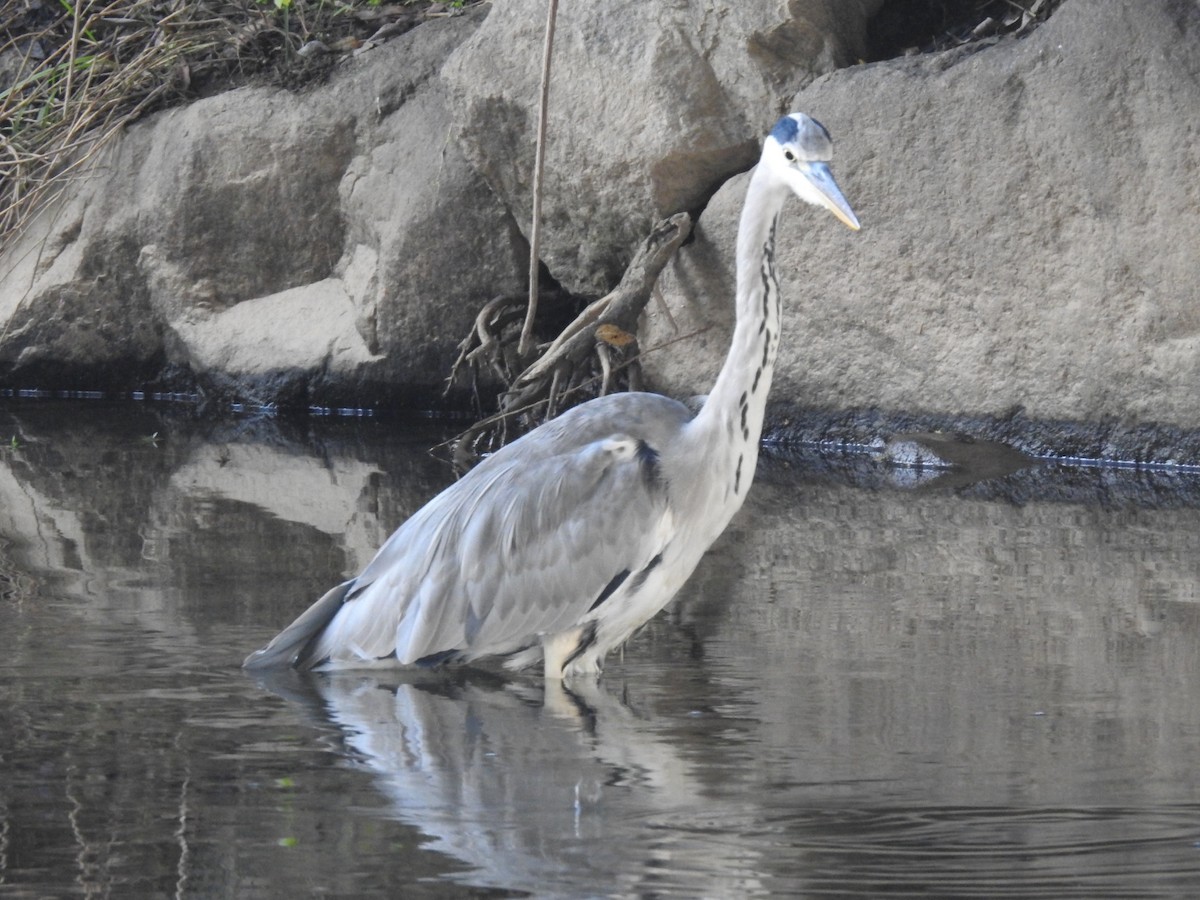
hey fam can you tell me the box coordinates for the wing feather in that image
[292,394,692,669]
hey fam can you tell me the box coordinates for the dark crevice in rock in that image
[866,0,1068,62]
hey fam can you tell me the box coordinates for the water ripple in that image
[646,805,1200,898]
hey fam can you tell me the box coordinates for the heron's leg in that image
[541,627,586,681]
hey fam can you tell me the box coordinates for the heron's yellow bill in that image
[803,162,860,231]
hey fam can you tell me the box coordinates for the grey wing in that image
[301,400,688,668]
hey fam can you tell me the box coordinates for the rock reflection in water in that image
[1,401,1199,897]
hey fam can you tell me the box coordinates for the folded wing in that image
[244,394,691,671]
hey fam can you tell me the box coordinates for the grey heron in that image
[244,113,860,679]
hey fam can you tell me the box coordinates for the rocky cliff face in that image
[1,0,1197,457]
[644,0,1200,431]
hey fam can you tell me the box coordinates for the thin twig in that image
[597,341,613,397]
[518,0,558,357]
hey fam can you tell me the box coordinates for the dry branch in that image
[444,211,692,463]
[519,0,559,357]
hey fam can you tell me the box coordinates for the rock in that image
[879,431,1036,487]
[644,0,1200,430]
[443,0,882,295]
[0,8,526,405]
[3,0,1198,466]
[0,233,168,386]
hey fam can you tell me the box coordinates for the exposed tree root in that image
[443,211,693,465]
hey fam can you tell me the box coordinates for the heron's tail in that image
[242,580,354,670]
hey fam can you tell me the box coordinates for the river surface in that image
[1,400,1199,899]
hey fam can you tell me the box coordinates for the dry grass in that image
[0,0,445,249]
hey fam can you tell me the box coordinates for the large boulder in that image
[644,0,1200,430]
[0,9,527,405]
[443,0,882,295]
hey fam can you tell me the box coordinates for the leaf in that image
[595,323,635,348]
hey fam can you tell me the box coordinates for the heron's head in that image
[763,113,860,231]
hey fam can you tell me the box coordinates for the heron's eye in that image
[783,149,796,162]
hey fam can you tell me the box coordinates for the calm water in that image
[1,401,1199,898]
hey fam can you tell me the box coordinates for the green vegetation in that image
[0,0,452,248]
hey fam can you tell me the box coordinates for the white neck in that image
[680,165,787,536]
[710,167,786,416]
